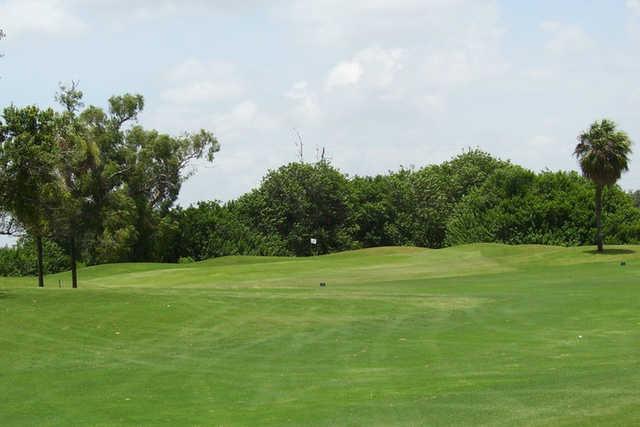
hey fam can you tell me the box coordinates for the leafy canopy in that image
[0,105,61,237]
[574,119,632,187]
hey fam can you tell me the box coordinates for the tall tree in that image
[0,105,60,287]
[80,92,220,262]
[53,86,220,267]
[52,84,99,288]
[77,93,144,264]
[574,119,633,252]
[121,126,220,260]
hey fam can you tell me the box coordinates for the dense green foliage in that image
[349,170,415,248]
[155,201,287,262]
[0,237,69,276]
[0,105,62,285]
[156,150,640,260]
[0,88,637,277]
[3,245,640,425]
[0,86,219,283]
[4,143,640,274]
[236,161,354,256]
[446,167,640,246]
[148,150,530,259]
[347,151,509,250]
[403,150,510,248]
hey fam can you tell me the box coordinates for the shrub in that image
[446,168,640,246]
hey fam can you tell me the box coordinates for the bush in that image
[235,162,354,256]
[446,168,640,246]
[349,169,416,248]
[155,201,289,262]
[348,149,510,249]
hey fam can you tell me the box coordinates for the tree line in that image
[0,87,636,286]
[159,145,636,263]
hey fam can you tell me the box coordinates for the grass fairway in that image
[1,244,640,426]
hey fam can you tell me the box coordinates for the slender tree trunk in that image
[70,235,78,289]
[595,184,604,252]
[36,236,44,288]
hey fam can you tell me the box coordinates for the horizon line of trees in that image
[158,149,639,263]
[4,148,640,279]
[1,87,637,286]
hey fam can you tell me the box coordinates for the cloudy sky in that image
[1,0,640,207]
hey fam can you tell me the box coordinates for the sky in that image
[1,0,640,209]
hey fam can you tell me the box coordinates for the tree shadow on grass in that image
[583,248,636,255]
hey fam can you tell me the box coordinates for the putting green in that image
[1,244,640,426]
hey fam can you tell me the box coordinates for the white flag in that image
[310,238,317,245]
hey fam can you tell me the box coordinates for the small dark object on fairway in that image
[320,282,326,287]
[620,261,627,266]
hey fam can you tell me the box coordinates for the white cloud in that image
[148,97,279,140]
[88,0,261,12]
[528,135,556,148]
[511,135,577,171]
[525,68,554,82]
[540,21,593,55]
[10,0,640,203]
[0,0,267,37]
[145,59,249,135]
[627,0,640,39]
[415,94,446,114]
[1,0,87,37]
[161,81,243,105]
[326,61,363,89]
[423,50,476,86]
[285,81,323,124]
[627,0,640,15]
[354,47,406,88]
[286,0,501,48]
[326,47,405,90]
[214,100,279,136]
[161,60,244,104]
[306,0,507,108]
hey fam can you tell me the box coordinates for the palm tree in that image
[574,119,632,252]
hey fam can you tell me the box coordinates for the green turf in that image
[2,244,640,426]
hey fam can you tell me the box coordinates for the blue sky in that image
[1,0,640,210]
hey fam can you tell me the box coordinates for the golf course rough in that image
[1,244,640,426]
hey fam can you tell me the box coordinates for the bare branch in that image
[0,212,23,236]
[0,28,5,63]
[293,128,304,163]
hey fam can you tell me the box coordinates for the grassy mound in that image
[2,244,640,425]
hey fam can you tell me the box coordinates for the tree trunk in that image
[70,235,78,289]
[595,184,604,252]
[36,236,44,288]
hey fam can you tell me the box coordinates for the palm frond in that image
[574,119,632,186]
